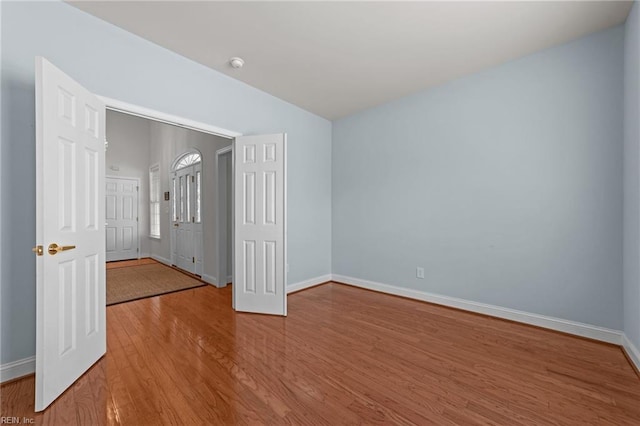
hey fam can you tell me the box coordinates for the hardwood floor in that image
[2,283,639,425]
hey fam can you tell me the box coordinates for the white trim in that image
[148,163,161,239]
[227,275,233,284]
[231,142,236,310]
[201,273,217,286]
[217,145,233,156]
[623,334,640,373]
[215,146,233,290]
[1,356,36,383]
[98,96,241,139]
[287,274,332,294]
[150,254,171,266]
[332,274,624,345]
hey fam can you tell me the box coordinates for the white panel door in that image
[35,57,106,411]
[105,177,138,261]
[234,134,287,315]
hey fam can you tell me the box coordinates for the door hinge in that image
[192,176,195,183]
[136,186,139,192]
[192,216,195,223]
[192,257,195,263]
[136,217,139,222]
[137,248,139,253]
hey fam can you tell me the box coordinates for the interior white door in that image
[105,177,138,262]
[234,134,287,315]
[35,57,106,411]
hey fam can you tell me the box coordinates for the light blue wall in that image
[333,27,625,330]
[0,1,332,365]
[624,2,640,351]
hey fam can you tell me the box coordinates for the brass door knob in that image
[48,243,76,255]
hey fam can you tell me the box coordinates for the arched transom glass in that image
[174,152,201,171]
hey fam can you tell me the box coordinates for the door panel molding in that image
[234,134,287,316]
[35,57,106,411]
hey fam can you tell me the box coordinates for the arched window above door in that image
[173,151,201,171]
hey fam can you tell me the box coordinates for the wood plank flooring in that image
[2,282,639,425]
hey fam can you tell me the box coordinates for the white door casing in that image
[215,146,232,288]
[105,177,139,262]
[234,134,287,316]
[35,57,106,411]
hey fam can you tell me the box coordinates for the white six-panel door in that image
[234,134,287,315]
[105,177,139,262]
[35,57,106,411]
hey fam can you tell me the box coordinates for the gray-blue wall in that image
[624,2,640,351]
[0,1,332,365]
[332,26,625,330]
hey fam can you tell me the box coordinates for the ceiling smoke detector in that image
[229,57,244,69]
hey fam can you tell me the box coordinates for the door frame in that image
[98,96,242,139]
[98,95,242,283]
[215,145,233,288]
[105,175,141,261]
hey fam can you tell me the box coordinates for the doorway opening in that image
[103,105,235,305]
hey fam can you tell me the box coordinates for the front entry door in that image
[105,177,139,261]
[34,57,106,411]
[171,156,203,275]
[234,134,287,315]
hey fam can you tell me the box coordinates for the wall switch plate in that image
[416,267,425,279]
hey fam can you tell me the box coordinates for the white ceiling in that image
[69,1,633,120]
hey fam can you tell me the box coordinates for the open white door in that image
[234,134,287,315]
[35,57,106,411]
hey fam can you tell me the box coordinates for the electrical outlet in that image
[416,267,425,279]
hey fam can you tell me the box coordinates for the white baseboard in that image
[138,252,150,259]
[623,334,640,373]
[201,273,218,286]
[332,274,623,345]
[0,356,35,383]
[226,275,233,285]
[287,274,332,294]
[150,254,171,266]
